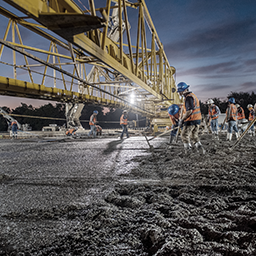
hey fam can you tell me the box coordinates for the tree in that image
[0,106,11,131]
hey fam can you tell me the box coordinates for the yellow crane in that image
[0,0,182,130]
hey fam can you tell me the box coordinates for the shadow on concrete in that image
[103,139,124,154]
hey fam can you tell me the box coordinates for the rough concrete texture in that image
[0,134,256,255]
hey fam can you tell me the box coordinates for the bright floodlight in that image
[130,91,135,104]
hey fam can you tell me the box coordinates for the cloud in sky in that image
[0,0,255,107]
[165,18,256,60]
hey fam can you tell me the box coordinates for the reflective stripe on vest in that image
[237,107,245,120]
[209,105,219,120]
[120,114,128,125]
[184,92,202,122]
[226,104,237,121]
[89,115,96,125]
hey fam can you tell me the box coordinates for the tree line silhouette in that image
[1,91,255,131]
[200,91,256,117]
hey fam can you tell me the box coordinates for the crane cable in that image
[4,113,146,124]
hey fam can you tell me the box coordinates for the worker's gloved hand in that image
[178,119,184,127]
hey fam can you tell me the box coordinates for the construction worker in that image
[120,110,129,139]
[207,99,220,140]
[223,98,239,141]
[177,82,205,154]
[247,104,255,136]
[96,125,102,136]
[88,110,98,138]
[236,104,246,133]
[66,127,78,137]
[167,104,182,144]
[10,121,18,139]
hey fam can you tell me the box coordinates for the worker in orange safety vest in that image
[223,98,239,141]
[207,99,220,140]
[177,82,205,154]
[96,125,102,136]
[236,104,247,133]
[167,104,183,144]
[10,121,18,139]
[247,104,255,136]
[88,110,98,138]
[120,110,129,139]
[66,127,78,137]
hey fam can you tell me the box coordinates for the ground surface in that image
[0,133,256,256]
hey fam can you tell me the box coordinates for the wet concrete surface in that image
[0,134,256,255]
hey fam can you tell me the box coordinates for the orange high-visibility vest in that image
[120,114,128,125]
[208,105,219,120]
[184,92,202,122]
[169,110,180,125]
[89,115,97,125]
[249,108,254,121]
[226,104,237,121]
[237,107,245,120]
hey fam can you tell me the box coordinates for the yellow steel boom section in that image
[0,0,181,117]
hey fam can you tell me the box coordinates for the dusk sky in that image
[0,0,255,109]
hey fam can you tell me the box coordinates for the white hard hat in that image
[247,104,253,108]
[235,104,240,108]
[207,99,214,104]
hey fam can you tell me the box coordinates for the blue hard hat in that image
[168,104,179,116]
[228,98,235,104]
[93,110,98,114]
[177,82,189,92]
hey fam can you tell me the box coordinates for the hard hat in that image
[168,104,179,116]
[207,99,214,105]
[235,104,240,108]
[247,104,253,109]
[93,110,98,114]
[123,110,128,113]
[228,97,235,104]
[177,82,189,92]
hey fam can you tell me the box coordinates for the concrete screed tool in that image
[230,116,256,151]
[143,126,179,151]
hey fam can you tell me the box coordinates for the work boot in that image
[235,132,240,140]
[226,133,232,141]
[195,141,206,155]
[215,133,219,140]
[183,143,191,155]
[169,136,174,144]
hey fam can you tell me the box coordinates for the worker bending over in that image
[224,98,239,141]
[120,110,129,139]
[88,110,98,138]
[66,127,78,137]
[167,104,183,144]
[96,125,102,136]
[207,99,220,140]
[177,82,206,154]
[247,104,255,136]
